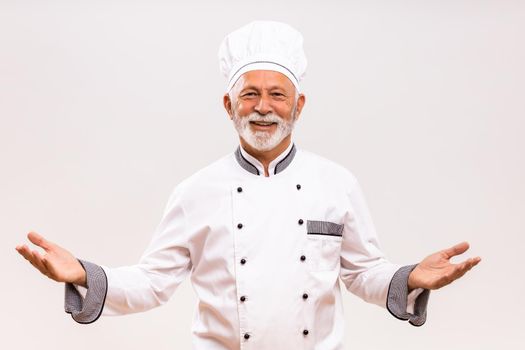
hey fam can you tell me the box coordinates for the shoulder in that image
[298,148,359,187]
[166,152,235,204]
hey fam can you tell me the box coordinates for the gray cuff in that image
[386,264,430,327]
[64,259,107,324]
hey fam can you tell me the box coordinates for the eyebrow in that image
[240,85,287,93]
[240,86,258,92]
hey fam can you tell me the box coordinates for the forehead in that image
[234,70,295,91]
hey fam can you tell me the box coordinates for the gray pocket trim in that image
[306,220,344,237]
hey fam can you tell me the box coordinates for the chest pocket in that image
[305,220,344,272]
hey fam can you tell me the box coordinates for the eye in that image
[241,92,257,98]
[271,92,287,100]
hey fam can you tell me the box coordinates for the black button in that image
[300,255,306,261]
[296,184,301,190]
[237,223,243,229]
[298,219,304,225]
[244,333,250,340]
[303,329,309,335]
[302,293,308,300]
[240,296,246,302]
[240,258,246,265]
[237,187,243,193]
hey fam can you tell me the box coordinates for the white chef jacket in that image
[65,142,427,349]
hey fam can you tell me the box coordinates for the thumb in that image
[443,241,470,259]
[27,231,54,252]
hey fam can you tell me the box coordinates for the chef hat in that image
[218,20,307,92]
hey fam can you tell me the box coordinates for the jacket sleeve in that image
[64,260,107,324]
[338,177,430,326]
[386,264,430,326]
[64,184,192,322]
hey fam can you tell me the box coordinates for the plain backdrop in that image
[1,0,523,349]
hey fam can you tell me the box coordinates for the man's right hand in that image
[16,231,87,287]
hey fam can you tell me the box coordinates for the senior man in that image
[16,21,480,349]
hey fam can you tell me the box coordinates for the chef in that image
[16,21,481,349]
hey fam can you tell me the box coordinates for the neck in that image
[239,135,292,177]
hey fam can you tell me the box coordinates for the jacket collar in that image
[235,142,297,176]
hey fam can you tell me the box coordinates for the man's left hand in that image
[408,241,481,291]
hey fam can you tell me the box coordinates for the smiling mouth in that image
[250,121,277,127]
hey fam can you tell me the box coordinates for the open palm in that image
[408,241,481,290]
[16,231,86,287]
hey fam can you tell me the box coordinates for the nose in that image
[254,94,272,115]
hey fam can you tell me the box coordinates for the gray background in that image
[1,0,523,349]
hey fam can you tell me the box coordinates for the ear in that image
[294,94,306,121]
[223,93,233,120]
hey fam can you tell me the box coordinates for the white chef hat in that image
[218,20,307,92]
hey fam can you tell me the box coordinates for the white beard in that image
[232,111,296,152]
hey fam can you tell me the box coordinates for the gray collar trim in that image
[235,147,260,175]
[274,144,297,175]
[234,144,297,176]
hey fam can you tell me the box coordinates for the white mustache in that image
[232,109,295,151]
[246,113,282,124]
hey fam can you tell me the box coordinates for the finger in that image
[16,244,35,263]
[32,250,50,276]
[443,241,470,259]
[27,231,54,252]
[454,265,473,281]
[17,246,43,271]
[16,245,49,275]
[453,264,471,280]
[467,256,481,269]
[40,258,62,281]
[448,257,481,282]
[457,256,481,270]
